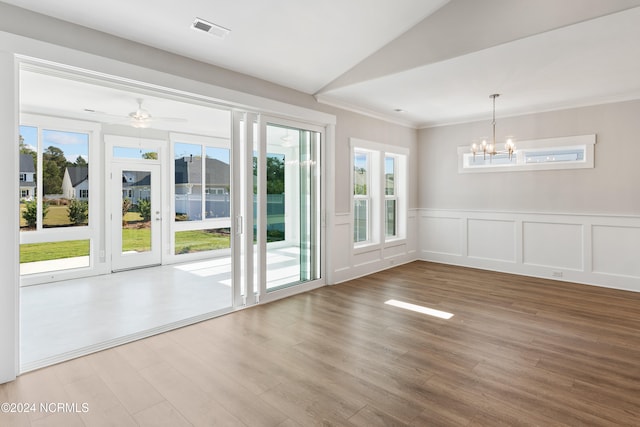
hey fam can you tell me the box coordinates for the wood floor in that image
[2,261,640,426]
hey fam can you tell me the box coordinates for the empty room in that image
[1,1,639,426]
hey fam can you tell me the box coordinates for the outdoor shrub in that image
[22,198,48,228]
[122,198,132,225]
[137,198,152,221]
[67,199,88,225]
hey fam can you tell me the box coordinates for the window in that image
[18,113,98,277]
[353,150,370,243]
[351,138,408,248]
[19,123,91,231]
[173,141,230,221]
[171,133,231,257]
[458,134,596,173]
[385,156,397,238]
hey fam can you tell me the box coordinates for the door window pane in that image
[122,170,152,253]
[265,124,321,291]
[113,146,158,160]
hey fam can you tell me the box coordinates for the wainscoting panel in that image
[420,216,462,256]
[331,214,352,274]
[523,222,583,270]
[467,219,516,262]
[592,225,640,278]
[418,209,640,292]
[331,210,419,284]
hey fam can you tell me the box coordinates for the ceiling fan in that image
[87,98,187,129]
[127,98,187,128]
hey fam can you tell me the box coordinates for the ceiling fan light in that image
[131,119,150,129]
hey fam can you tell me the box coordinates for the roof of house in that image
[174,157,230,187]
[66,166,88,187]
[19,154,35,173]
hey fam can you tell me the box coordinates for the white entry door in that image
[111,163,162,271]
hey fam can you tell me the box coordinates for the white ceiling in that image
[5,0,640,128]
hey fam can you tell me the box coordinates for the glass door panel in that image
[111,163,161,271]
[264,123,321,292]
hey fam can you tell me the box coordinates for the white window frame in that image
[351,138,408,252]
[19,114,101,284]
[458,134,596,173]
[170,132,232,260]
[384,155,397,238]
[353,148,372,245]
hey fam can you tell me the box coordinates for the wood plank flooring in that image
[2,261,640,426]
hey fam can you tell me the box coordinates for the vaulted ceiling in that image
[4,0,640,128]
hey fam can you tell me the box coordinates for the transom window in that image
[459,134,596,173]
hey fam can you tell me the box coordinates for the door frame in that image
[256,115,326,304]
[105,135,166,272]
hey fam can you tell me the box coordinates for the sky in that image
[20,125,89,163]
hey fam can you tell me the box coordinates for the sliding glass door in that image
[259,119,322,295]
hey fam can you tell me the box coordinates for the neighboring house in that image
[19,153,36,201]
[122,171,151,206]
[61,166,89,200]
[174,156,231,219]
[174,156,230,195]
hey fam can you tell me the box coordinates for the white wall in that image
[329,109,419,284]
[0,51,18,383]
[418,100,640,291]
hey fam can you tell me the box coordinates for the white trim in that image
[315,94,417,129]
[0,51,18,384]
[458,134,596,173]
[418,208,640,293]
[0,30,336,125]
[18,114,103,286]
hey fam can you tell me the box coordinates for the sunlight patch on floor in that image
[384,299,454,319]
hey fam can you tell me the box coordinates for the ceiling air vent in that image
[191,17,230,39]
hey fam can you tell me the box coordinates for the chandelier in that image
[471,94,515,161]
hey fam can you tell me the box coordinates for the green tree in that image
[43,146,67,194]
[42,160,62,194]
[265,155,285,194]
[252,154,285,194]
[67,199,89,225]
[142,152,158,160]
[74,155,87,166]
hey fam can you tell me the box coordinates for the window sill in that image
[353,242,381,255]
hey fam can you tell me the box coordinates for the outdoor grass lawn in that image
[122,227,152,253]
[175,230,230,254]
[20,240,90,264]
[19,204,230,262]
[20,204,88,228]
